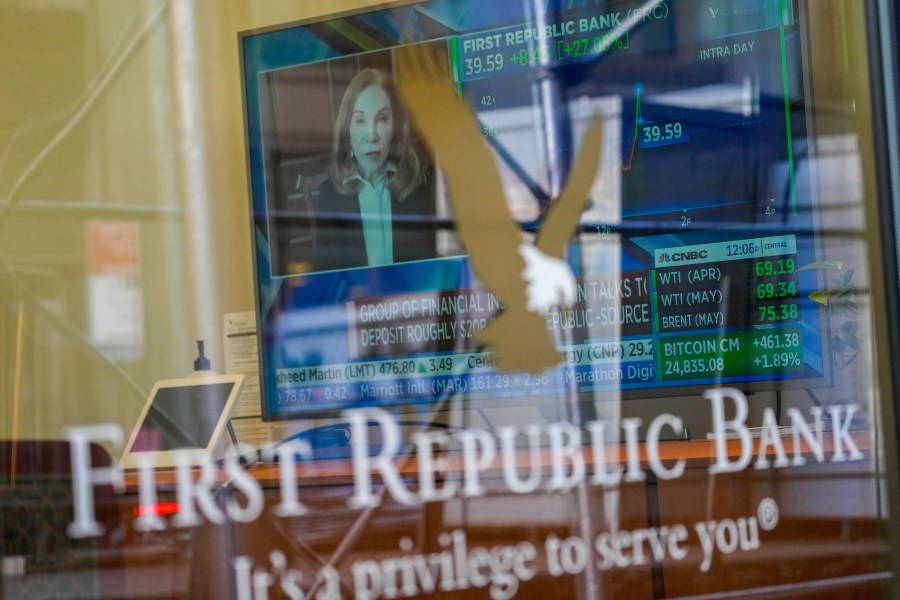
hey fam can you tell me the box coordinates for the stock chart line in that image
[622,82,644,172]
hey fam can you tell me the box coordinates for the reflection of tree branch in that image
[0,255,145,406]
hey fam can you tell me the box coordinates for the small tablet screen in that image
[131,382,237,452]
[120,374,245,468]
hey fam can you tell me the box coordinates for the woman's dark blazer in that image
[311,175,438,272]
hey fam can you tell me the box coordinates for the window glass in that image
[1,2,899,599]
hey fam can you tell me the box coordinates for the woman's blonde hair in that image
[328,68,424,200]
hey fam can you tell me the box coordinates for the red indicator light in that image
[133,502,180,517]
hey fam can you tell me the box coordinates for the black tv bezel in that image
[238,0,833,423]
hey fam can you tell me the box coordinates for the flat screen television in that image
[239,0,828,422]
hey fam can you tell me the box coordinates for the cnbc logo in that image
[658,250,709,264]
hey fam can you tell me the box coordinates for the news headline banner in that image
[347,277,653,359]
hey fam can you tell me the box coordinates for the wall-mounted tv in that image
[239,0,827,422]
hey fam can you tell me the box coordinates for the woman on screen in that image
[313,68,437,271]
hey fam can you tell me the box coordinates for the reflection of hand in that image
[519,243,577,315]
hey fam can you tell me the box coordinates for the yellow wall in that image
[0,1,385,440]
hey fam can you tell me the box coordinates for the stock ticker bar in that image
[270,233,809,410]
[452,0,792,84]
[653,235,807,382]
[453,9,642,83]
